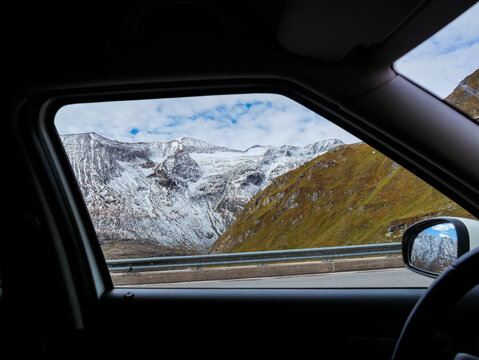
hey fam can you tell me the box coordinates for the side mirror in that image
[402,217,479,278]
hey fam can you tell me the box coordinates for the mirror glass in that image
[410,222,458,275]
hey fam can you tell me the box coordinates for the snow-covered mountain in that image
[411,232,457,274]
[60,132,343,255]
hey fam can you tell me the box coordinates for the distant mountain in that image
[445,68,479,119]
[60,132,343,257]
[411,232,457,274]
[210,143,475,254]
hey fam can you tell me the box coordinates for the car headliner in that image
[4,0,475,97]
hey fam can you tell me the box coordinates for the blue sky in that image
[394,2,479,98]
[423,223,457,240]
[55,93,360,149]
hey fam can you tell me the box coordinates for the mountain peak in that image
[306,138,344,147]
[177,136,206,144]
[172,136,244,154]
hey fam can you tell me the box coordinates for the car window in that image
[394,2,479,120]
[54,93,476,288]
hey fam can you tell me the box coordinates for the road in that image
[127,268,434,288]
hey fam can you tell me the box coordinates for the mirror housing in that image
[402,217,479,278]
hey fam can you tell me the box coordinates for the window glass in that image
[394,3,479,120]
[54,93,476,288]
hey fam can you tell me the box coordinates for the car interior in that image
[3,0,479,359]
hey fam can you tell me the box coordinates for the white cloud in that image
[432,223,455,231]
[55,93,360,149]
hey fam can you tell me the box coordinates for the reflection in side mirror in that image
[410,223,458,276]
[402,217,479,278]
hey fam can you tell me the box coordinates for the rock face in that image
[60,132,343,256]
[445,68,479,119]
[411,232,457,274]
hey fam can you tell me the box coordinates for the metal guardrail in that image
[106,242,402,272]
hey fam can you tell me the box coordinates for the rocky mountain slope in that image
[445,68,479,119]
[411,232,457,274]
[210,143,475,254]
[60,132,343,257]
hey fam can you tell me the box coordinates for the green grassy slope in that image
[211,143,476,254]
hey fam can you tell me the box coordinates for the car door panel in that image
[83,288,425,359]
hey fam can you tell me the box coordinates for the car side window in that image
[54,93,476,288]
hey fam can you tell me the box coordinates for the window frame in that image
[21,76,479,294]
